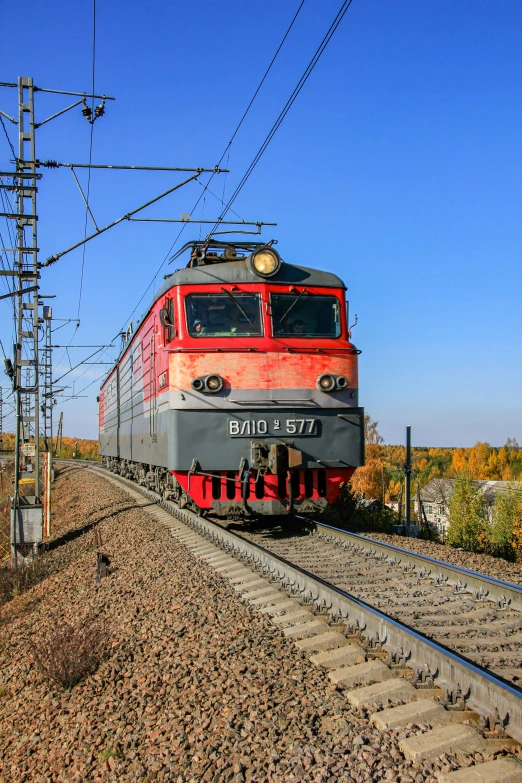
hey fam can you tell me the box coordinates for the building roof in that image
[419,478,454,504]
[420,478,522,505]
[358,497,382,509]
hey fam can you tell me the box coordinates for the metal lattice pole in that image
[11,76,42,564]
[41,308,53,449]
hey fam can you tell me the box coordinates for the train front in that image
[165,241,364,516]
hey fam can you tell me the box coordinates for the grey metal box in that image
[10,495,43,544]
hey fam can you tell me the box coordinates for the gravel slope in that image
[0,466,502,783]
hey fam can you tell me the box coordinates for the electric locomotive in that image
[99,240,364,516]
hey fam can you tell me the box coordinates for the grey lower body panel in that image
[101,401,364,473]
[169,406,364,471]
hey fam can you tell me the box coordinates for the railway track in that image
[56,461,522,780]
[228,518,522,686]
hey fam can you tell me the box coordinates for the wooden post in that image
[42,450,52,538]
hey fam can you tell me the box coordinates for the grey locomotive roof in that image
[152,258,346,305]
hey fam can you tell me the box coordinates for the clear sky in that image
[0,0,520,447]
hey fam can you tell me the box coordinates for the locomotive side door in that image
[149,330,157,441]
[116,364,120,458]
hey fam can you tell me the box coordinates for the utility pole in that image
[0,77,113,564]
[1,75,227,565]
[405,425,412,526]
[9,76,41,563]
[55,412,63,456]
[41,305,53,538]
[41,305,53,450]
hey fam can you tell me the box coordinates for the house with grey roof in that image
[417,478,522,536]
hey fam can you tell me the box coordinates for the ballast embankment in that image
[0,465,516,783]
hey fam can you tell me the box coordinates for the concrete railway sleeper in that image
[228,522,522,687]
[57,461,522,781]
[306,520,522,614]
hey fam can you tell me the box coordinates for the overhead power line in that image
[210,0,355,235]
[76,0,98,323]
[0,114,16,159]
[117,0,306,333]
[215,0,306,172]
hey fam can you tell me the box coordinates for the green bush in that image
[447,471,487,552]
[323,482,395,534]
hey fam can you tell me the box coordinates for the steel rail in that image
[61,461,522,742]
[306,519,522,613]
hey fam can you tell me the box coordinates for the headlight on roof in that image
[249,246,281,278]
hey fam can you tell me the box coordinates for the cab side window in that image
[160,297,175,342]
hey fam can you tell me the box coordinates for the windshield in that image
[271,293,342,338]
[186,293,263,337]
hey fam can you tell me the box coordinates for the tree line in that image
[347,416,522,561]
[350,418,521,503]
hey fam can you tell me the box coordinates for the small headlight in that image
[205,374,224,393]
[317,374,336,392]
[337,375,348,389]
[250,246,281,277]
[191,377,204,391]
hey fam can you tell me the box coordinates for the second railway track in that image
[229,519,522,686]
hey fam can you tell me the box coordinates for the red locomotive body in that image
[99,241,364,517]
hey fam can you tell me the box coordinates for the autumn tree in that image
[452,448,467,474]
[467,442,490,479]
[350,414,385,500]
[447,471,487,552]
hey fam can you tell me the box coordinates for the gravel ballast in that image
[0,465,511,782]
[361,532,522,586]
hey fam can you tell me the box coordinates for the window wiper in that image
[278,288,308,324]
[221,287,253,324]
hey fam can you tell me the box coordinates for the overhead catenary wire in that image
[76,0,97,324]
[57,353,113,404]
[0,115,16,160]
[117,0,306,334]
[210,0,355,235]
[0,111,19,343]
[53,0,97,374]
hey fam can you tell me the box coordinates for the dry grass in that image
[0,558,50,605]
[31,612,111,689]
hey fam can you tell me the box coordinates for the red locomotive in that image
[99,240,364,517]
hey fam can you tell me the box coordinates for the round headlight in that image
[317,374,336,392]
[337,375,348,389]
[205,374,224,393]
[250,246,281,277]
[191,377,204,391]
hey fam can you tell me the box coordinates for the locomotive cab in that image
[99,240,364,518]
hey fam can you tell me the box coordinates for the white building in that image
[417,478,522,536]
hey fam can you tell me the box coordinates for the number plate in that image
[227,418,317,437]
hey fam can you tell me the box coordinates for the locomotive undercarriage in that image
[102,455,333,519]
[104,457,189,504]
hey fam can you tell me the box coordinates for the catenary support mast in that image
[11,77,41,563]
[1,76,227,563]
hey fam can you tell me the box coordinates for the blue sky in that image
[0,0,520,446]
